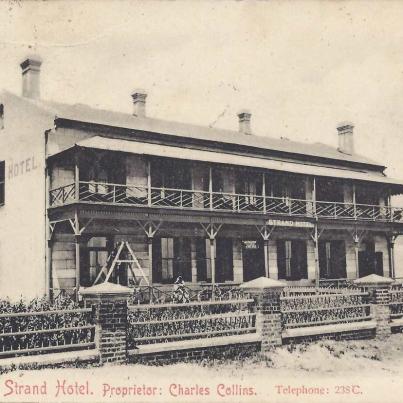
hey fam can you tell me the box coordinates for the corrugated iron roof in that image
[21,94,381,168]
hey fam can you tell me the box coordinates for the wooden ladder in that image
[93,241,149,286]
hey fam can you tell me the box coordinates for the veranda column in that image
[75,234,81,300]
[263,239,269,278]
[210,238,216,285]
[74,150,80,202]
[240,277,286,352]
[354,240,360,278]
[72,206,83,301]
[80,283,131,364]
[147,237,153,284]
[388,236,396,278]
[46,239,53,299]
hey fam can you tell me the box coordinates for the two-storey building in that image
[1,56,403,300]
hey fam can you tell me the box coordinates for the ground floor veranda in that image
[47,206,402,295]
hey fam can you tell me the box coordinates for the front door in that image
[242,239,265,282]
[216,238,234,282]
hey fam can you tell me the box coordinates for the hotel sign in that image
[266,219,314,228]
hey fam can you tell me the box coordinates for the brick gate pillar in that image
[80,282,132,364]
[240,277,286,352]
[354,274,395,340]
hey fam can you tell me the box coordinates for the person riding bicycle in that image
[173,275,190,303]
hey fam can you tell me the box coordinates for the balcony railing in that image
[48,181,403,223]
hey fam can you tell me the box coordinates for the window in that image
[152,237,192,283]
[0,161,4,206]
[80,236,112,287]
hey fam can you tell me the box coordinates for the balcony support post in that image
[256,224,276,278]
[388,234,398,278]
[147,160,152,207]
[147,238,153,284]
[209,167,213,210]
[313,225,320,286]
[45,164,51,300]
[262,173,267,214]
[73,210,81,301]
[209,238,216,289]
[353,183,357,219]
[312,177,317,217]
[74,150,80,202]
[200,223,222,299]
[350,229,366,278]
[136,220,162,284]
[307,224,324,286]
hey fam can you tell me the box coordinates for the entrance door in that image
[358,241,383,277]
[319,240,347,279]
[216,238,234,282]
[242,239,265,282]
[277,239,307,280]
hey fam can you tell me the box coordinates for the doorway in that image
[242,239,265,282]
[215,238,234,282]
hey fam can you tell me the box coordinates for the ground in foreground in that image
[0,334,403,403]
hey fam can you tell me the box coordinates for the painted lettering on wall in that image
[8,156,39,179]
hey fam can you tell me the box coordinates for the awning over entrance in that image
[54,135,403,188]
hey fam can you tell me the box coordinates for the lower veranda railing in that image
[49,181,403,223]
[318,278,359,290]
[127,299,255,349]
[129,283,245,305]
[390,290,403,320]
[0,308,95,358]
[280,291,371,329]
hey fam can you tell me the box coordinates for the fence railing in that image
[129,283,245,305]
[48,181,403,224]
[318,278,359,290]
[282,286,354,296]
[127,299,255,349]
[0,308,95,358]
[280,291,371,329]
[390,290,403,319]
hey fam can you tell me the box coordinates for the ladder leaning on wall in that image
[92,241,149,286]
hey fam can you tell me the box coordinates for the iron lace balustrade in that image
[127,299,255,347]
[280,291,371,329]
[48,181,403,223]
[0,308,95,358]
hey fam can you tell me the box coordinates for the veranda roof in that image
[62,135,403,189]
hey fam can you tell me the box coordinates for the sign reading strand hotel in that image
[266,219,314,228]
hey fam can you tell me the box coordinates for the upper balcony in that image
[48,180,403,223]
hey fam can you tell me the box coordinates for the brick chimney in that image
[20,56,42,99]
[131,90,147,117]
[337,122,354,155]
[237,110,252,135]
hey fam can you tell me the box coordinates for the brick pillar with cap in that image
[80,282,132,364]
[240,277,286,352]
[354,274,394,340]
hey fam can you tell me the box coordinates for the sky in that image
[1,0,403,178]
